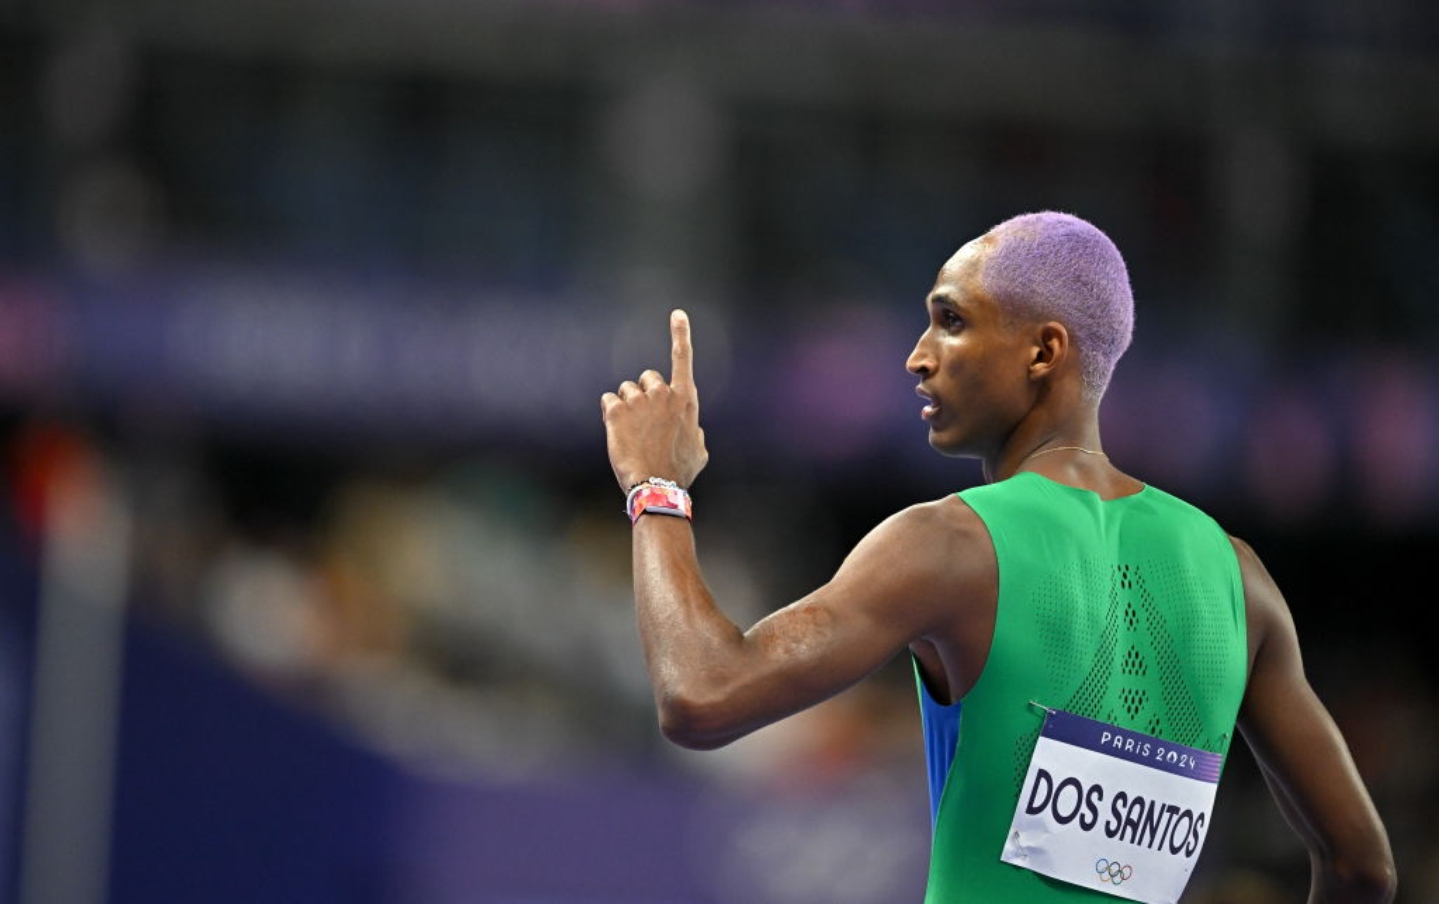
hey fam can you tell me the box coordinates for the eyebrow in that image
[927,292,964,311]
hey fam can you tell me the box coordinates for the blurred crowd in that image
[4,407,1436,902]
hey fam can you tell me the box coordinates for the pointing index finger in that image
[670,309,695,391]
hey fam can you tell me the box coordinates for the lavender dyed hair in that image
[977,211,1134,402]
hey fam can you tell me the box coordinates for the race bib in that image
[1001,707,1222,904]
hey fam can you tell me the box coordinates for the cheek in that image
[942,347,1030,409]
[940,346,1004,389]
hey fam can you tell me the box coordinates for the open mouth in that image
[915,386,940,421]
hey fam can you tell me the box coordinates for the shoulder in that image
[854,495,996,595]
[1227,534,1280,603]
[1130,482,1231,536]
[837,495,993,585]
[879,494,991,547]
[1225,533,1294,664]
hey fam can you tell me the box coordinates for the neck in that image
[988,413,1105,484]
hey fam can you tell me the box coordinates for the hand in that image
[601,309,710,493]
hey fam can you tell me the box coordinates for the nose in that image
[907,332,934,377]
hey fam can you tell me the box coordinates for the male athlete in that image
[600,212,1395,902]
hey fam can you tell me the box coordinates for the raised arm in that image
[1232,536,1397,903]
[601,310,987,749]
[630,499,985,749]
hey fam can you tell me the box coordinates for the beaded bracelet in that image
[625,477,693,524]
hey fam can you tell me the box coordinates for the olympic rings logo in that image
[1095,858,1135,885]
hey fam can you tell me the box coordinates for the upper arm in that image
[1232,536,1396,897]
[682,499,989,746]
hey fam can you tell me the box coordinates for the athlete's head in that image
[976,211,1134,403]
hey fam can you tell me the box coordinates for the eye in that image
[938,308,963,331]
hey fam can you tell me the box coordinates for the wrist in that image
[622,472,685,492]
[625,477,692,524]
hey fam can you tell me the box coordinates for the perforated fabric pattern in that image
[1008,556,1236,795]
[920,474,1247,901]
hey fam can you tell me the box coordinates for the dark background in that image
[0,1,1436,902]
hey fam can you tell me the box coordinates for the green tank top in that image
[917,472,1247,902]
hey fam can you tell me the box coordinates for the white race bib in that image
[1001,707,1223,904]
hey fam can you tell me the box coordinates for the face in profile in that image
[907,237,1043,459]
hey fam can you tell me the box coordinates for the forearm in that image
[632,514,749,748]
[1246,741,1397,904]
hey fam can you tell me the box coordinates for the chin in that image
[927,430,968,458]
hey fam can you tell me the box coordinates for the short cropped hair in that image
[977,211,1134,402]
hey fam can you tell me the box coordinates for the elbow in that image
[656,690,742,751]
[1336,869,1397,904]
[1323,851,1398,904]
[1350,861,1398,904]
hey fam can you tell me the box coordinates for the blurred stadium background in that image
[1,1,1436,902]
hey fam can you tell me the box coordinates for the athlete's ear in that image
[1029,321,1069,380]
